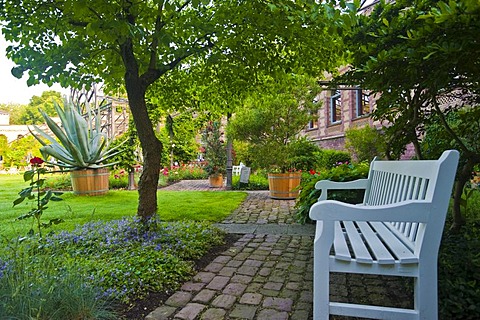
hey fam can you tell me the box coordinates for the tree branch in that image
[432,99,471,155]
[148,2,165,71]
[140,34,214,87]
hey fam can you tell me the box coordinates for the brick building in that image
[302,83,382,150]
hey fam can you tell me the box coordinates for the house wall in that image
[302,87,381,150]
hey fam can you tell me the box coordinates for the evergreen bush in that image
[315,149,351,170]
[295,162,369,224]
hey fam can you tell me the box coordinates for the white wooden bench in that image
[232,162,245,176]
[309,150,459,320]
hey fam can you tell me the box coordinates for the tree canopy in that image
[335,0,480,228]
[1,0,344,219]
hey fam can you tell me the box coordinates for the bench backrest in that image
[363,150,459,254]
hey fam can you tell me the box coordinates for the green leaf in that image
[18,187,33,198]
[23,170,35,181]
[50,218,64,225]
[13,197,25,207]
[11,66,24,79]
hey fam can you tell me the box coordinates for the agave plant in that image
[29,101,123,170]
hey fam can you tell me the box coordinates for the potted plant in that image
[228,73,320,199]
[29,101,123,196]
[202,120,226,188]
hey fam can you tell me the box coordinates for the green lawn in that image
[0,174,247,239]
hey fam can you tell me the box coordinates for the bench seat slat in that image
[334,221,352,261]
[370,222,418,264]
[343,221,373,264]
[356,221,396,264]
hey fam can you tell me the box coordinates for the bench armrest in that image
[309,200,430,223]
[315,179,369,201]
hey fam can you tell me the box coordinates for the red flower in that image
[30,157,44,165]
[309,169,316,175]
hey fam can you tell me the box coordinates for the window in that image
[356,89,370,117]
[307,110,318,130]
[330,90,342,124]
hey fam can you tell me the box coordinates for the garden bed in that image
[120,233,241,319]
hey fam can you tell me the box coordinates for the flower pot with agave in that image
[30,101,123,196]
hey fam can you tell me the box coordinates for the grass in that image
[0,174,247,239]
[0,173,247,318]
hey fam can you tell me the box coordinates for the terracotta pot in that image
[209,174,224,188]
[70,168,109,196]
[268,172,302,199]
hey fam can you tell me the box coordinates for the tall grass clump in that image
[0,242,118,319]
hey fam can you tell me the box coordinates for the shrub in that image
[231,172,269,190]
[44,173,72,190]
[438,222,480,319]
[45,170,137,190]
[286,137,321,171]
[295,162,370,224]
[437,191,480,320]
[345,126,386,162]
[43,218,225,303]
[163,163,208,183]
[109,169,129,189]
[315,149,351,169]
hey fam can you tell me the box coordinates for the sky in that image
[0,35,69,105]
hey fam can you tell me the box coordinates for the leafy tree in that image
[335,0,480,229]
[3,136,42,168]
[345,126,386,162]
[228,73,320,171]
[1,1,342,220]
[0,103,27,125]
[21,90,64,124]
[157,114,200,168]
[0,134,8,167]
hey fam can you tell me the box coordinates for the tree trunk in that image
[451,159,474,231]
[226,113,233,190]
[120,35,163,221]
[126,86,162,221]
[411,134,423,159]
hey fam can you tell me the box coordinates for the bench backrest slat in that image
[362,151,459,255]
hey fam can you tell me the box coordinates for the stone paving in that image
[148,180,412,320]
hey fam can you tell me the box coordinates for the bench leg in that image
[313,240,330,320]
[415,264,438,320]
